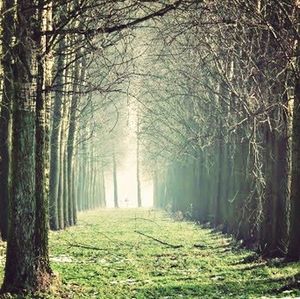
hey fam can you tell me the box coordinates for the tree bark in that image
[0,0,14,241]
[67,52,86,222]
[2,0,52,292]
[49,35,66,230]
[34,0,53,283]
[287,79,300,261]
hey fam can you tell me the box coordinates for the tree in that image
[112,150,119,208]
[49,6,67,230]
[287,18,300,259]
[133,0,299,259]
[137,109,142,208]
[2,0,53,292]
[0,0,14,241]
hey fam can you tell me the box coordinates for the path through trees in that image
[0,0,299,296]
[1,209,298,298]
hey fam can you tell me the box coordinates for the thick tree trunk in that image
[34,0,53,283]
[2,0,52,292]
[274,131,290,255]
[287,79,300,261]
[259,125,276,255]
[287,17,299,260]
[0,0,14,241]
[3,57,37,291]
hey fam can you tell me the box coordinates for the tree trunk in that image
[2,0,52,292]
[57,131,65,229]
[137,112,142,208]
[49,36,66,230]
[113,151,119,208]
[0,0,14,241]
[34,0,52,283]
[287,16,299,260]
[63,145,69,227]
[61,54,72,227]
[67,52,86,222]
[100,165,106,208]
[215,127,224,227]
[287,79,300,261]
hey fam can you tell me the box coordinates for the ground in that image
[0,209,299,298]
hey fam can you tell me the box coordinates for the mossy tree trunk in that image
[2,0,52,292]
[0,0,14,241]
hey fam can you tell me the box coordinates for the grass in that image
[0,208,299,298]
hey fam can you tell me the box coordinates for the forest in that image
[0,0,299,298]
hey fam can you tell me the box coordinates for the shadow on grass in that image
[136,276,299,299]
[274,273,300,295]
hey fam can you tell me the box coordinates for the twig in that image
[67,241,105,251]
[135,230,183,249]
[130,217,161,226]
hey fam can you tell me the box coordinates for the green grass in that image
[0,209,299,298]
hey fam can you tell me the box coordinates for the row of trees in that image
[0,0,192,294]
[138,0,299,261]
[0,0,298,294]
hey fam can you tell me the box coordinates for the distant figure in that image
[124,197,129,208]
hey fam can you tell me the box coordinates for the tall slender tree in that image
[113,150,119,208]
[137,110,142,208]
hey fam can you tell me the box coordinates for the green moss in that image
[0,209,299,298]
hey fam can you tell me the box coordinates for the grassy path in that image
[1,209,300,298]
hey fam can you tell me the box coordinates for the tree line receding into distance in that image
[0,0,299,295]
